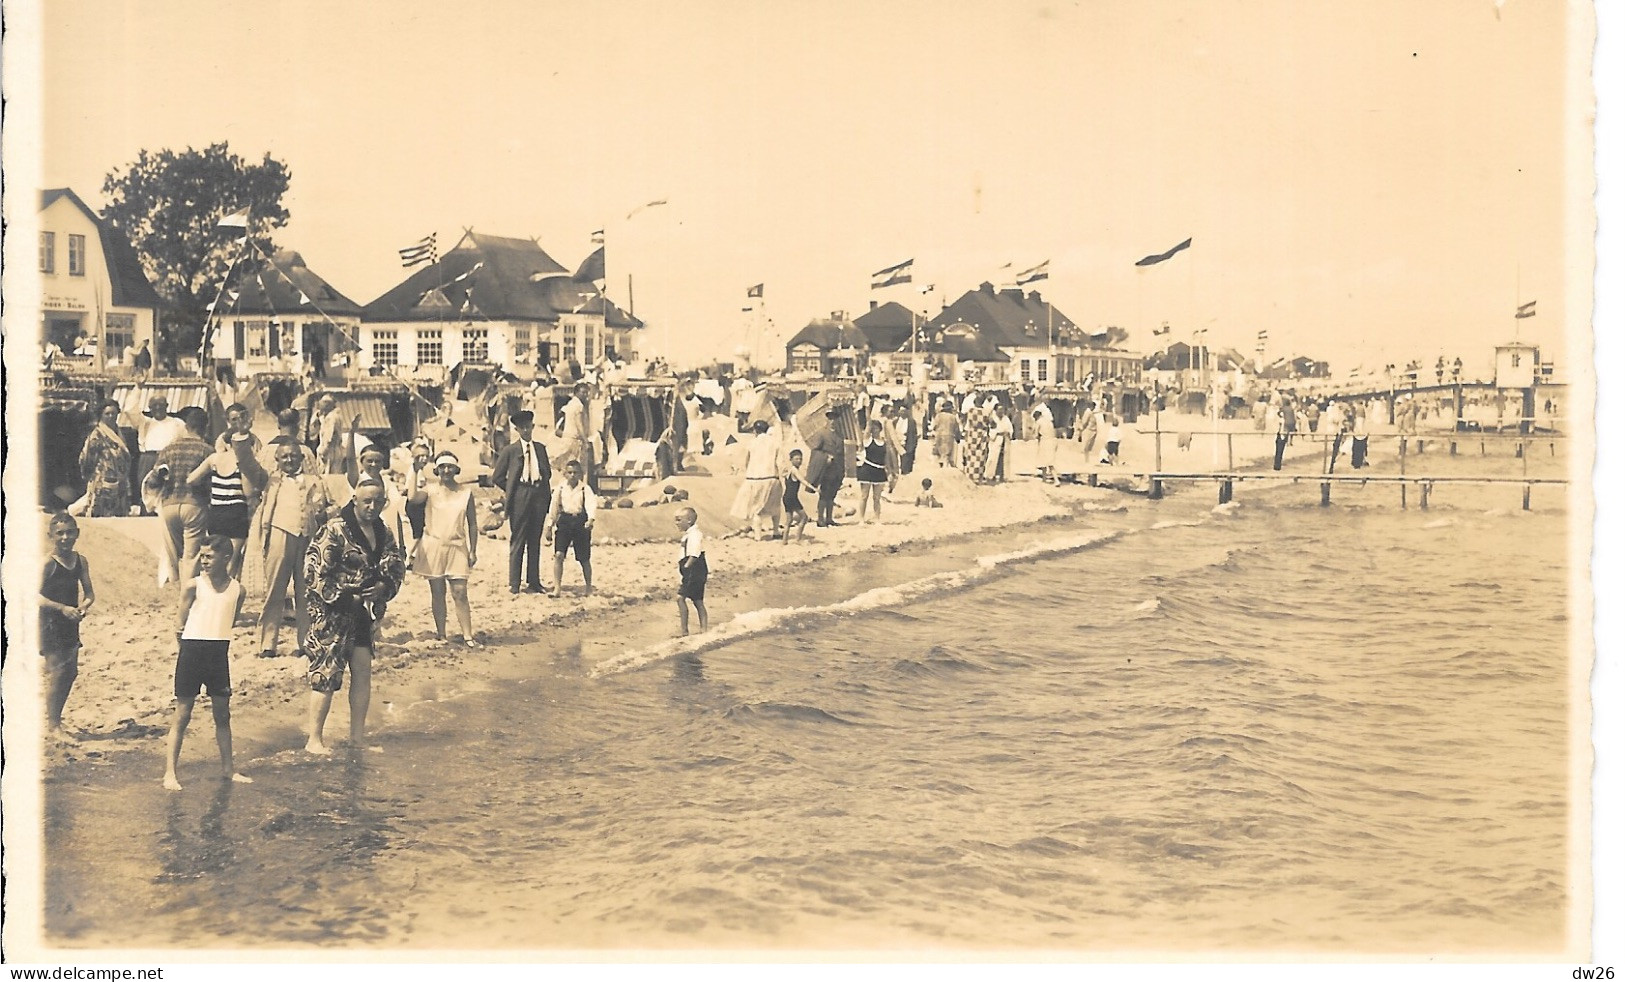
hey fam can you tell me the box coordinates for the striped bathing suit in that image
[207,457,251,539]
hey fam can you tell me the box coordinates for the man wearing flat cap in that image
[491,409,552,594]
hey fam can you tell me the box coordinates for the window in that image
[372,330,399,367]
[1037,358,1049,382]
[563,323,578,362]
[582,323,595,364]
[417,328,443,365]
[104,313,136,364]
[1510,353,1521,368]
[514,326,532,360]
[1019,358,1032,382]
[243,319,270,358]
[789,344,822,374]
[462,327,489,363]
[68,234,87,276]
[40,232,55,273]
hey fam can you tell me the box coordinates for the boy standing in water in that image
[41,513,95,742]
[674,506,708,635]
[165,535,252,790]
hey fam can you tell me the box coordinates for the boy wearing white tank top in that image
[164,535,252,790]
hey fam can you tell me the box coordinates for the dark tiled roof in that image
[853,301,922,351]
[924,284,1080,350]
[230,250,362,317]
[784,319,868,352]
[41,188,164,309]
[363,232,639,328]
[98,224,165,309]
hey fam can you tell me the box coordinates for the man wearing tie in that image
[491,409,552,594]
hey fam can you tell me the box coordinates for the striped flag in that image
[871,258,914,289]
[1153,322,1171,336]
[399,234,438,268]
[1016,260,1049,285]
[591,228,605,245]
[1516,300,1537,319]
[1135,237,1193,267]
[747,283,764,299]
[216,207,249,230]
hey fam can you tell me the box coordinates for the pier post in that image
[1087,472,1098,488]
[1399,435,1408,508]
[1150,478,1164,500]
[1226,433,1234,472]
[1320,481,1331,507]
[1515,441,1525,459]
[1420,482,1431,510]
[1219,480,1233,505]
[1523,483,1532,511]
[1450,439,1457,456]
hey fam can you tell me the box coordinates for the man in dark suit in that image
[893,402,920,475]
[491,409,552,594]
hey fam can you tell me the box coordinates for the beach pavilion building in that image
[361,232,642,381]
[212,249,364,380]
[37,188,165,372]
[921,282,1141,386]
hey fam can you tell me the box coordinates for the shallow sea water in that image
[44,470,1573,954]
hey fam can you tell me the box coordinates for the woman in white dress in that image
[1033,406,1058,483]
[410,452,479,646]
[729,420,784,539]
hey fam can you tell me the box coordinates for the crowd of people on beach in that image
[40,387,716,788]
[55,371,1396,787]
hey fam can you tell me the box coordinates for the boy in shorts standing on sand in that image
[675,506,708,635]
[164,535,252,790]
[41,513,95,743]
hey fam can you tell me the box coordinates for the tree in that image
[101,143,292,365]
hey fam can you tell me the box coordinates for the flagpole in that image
[197,229,253,379]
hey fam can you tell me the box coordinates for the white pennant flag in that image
[299,291,311,305]
[228,290,240,302]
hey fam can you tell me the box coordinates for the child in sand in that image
[675,506,708,635]
[914,477,943,509]
[165,535,252,790]
[41,513,95,742]
[781,449,810,545]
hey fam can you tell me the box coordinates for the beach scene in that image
[2,0,1610,969]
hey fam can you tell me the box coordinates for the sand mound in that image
[69,517,170,609]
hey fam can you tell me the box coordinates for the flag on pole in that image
[1516,300,1537,319]
[1016,260,1050,285]
[871,258,914,289]
[747,283,764,299]
[1153,322,1171,336]
[1135,237,1193,266]
[216,208,249,230]
[591,228,605,245]
[919,283,935,294]
[399,234,438,268]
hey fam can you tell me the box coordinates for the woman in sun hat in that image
[409,451,479,646]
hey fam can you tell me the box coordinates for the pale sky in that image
[36,0,1572,373]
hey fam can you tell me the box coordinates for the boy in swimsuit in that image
[782,449,810,545]
[675,507,708,635]
[41,513,95,742]
[165,535,252,790]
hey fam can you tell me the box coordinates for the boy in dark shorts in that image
[675,506,708,635]
[781,449,809,545]
[165,535,252,790]
[41,513,95,742]
[544,458,596,598]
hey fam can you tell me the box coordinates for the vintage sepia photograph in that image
[2,0,1615,967]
